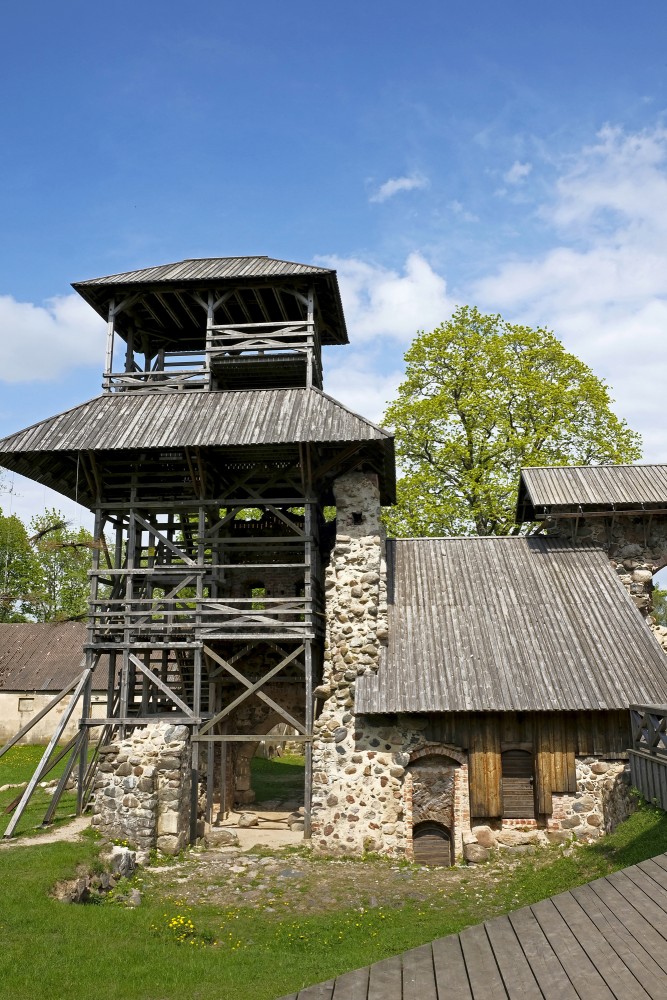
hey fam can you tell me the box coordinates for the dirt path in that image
[0,815,90,849]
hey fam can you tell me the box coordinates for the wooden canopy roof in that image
[517,464,667,521]
[72,256,349,350]
[357,536,667,714]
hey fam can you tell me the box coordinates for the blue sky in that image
[2,0,667,525]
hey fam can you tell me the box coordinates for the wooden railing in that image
[90,596,317,642]
[629,704,667,810]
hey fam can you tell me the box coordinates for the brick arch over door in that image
[408,743,466,766]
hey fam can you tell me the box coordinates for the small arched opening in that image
[412,821,453,866]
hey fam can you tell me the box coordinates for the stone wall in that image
[311,471,399,855]
[548,758,635,838]
[463,757,635,859]
[91,723,191,856]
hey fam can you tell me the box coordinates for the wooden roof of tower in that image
[0,387,396,505]
[72,256,349,349]
[0,255,396,504]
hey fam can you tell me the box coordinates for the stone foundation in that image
[91,723,191,855]
[464,757,634,859]
[547,758,635,838]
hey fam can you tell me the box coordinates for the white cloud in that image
[324,354,403,424]
[0,293,105,382]
[474,124,667,461]
[317,252,455,344]
[369,173,429,203]
[503,160,532,184]
[449,199,479,223]
[0,473,93,531]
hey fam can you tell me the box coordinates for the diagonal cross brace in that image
[132,512,197,567]
[128,653,195,718]
[201,644,306,735]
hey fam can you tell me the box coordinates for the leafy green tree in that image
[651,584,667,627]
[384,306,642,537]
[27,509,94,621]
[0,508,39,621]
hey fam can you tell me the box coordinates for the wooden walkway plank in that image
[531,897,615,998]
[637,857,667,893]
[624,863,667,914]
[297,981,336,1000]
[367,955,402,1000]
[606,870,667,928]
[647,852,667,874]
[588,877,667,971]
[550,890,651,1000]
[484,915,542,999]
[458,924,508,999]
[572,884,667,999]
[431,934,473,999]
[508,906,579,1000]
[402,943,437,1000]
[331,966,370,1000]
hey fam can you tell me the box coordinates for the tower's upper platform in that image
[73,256,348,393]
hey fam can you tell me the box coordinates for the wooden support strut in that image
[4,665,95,837]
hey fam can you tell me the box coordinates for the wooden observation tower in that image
[0,257,394,839]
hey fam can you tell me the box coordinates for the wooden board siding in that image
[469,716,502,817]
[420,711,630,818]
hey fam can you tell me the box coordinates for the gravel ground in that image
[142,845,525,917]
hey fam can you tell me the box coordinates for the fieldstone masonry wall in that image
[548,758,635,837]
[92,723,191,856]
[311,471,401,855]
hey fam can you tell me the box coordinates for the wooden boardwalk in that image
[277,853,667,999]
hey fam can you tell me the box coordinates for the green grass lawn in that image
[0,743,79,837]
[0,803,665,1000]
[250,753,305,803]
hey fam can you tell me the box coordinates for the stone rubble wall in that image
[311,472,404,855]
[548,758,635,837]
[91,722,191,856]
[465,757,634,861]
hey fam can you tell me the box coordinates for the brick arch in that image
[408,743,466,767]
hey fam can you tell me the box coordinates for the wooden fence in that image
[629,704,667,810]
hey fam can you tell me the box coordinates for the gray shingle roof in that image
[0,388,395,506]
[0,622,93,691]
[517,464,667,521]
[73,256,333,286]
[356,537,667,713]
[72,256,349,346]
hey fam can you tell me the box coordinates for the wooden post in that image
[306,287,314,389]
[104,299,115,388]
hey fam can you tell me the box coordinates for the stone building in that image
[310,470,667,863]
